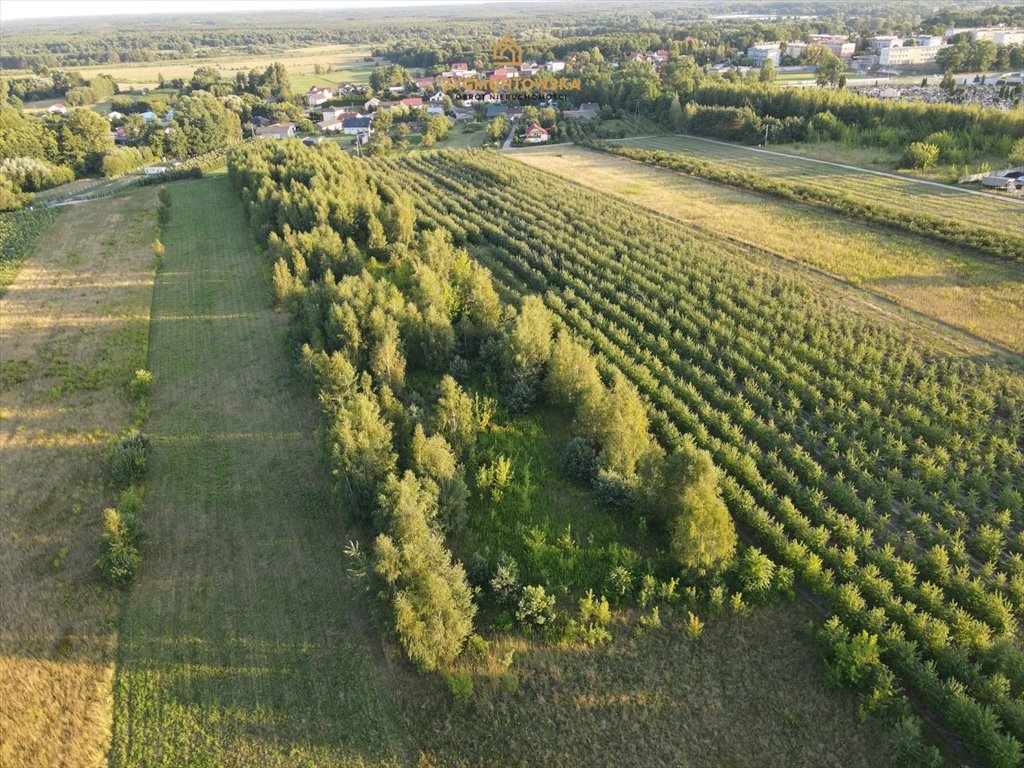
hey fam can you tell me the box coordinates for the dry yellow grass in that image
[0,188,158,768]
[511,145,1024,355]
[70,45,373,89]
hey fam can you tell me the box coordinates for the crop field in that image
[610,134,1023,235]
[368,150,1024,767]
[510,145,1024,355]
[0,188,158,768]
[64,45,377,90]
[107,177,411,767]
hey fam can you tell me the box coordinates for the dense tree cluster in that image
[230,139,741,669]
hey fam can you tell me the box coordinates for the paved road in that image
[605,133,1024,205]
[502,127,515,150]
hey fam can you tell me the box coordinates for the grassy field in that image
[611,134,1023,234]
[512,145,1024,355]
[422,602,893,767]
[0,188,158,768]
[64,45,377,90]
[108,176,411,767]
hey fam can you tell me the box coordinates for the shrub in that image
[130,369,153,400]
[737,547,776,598]
[516,584,556,628]
[110,431,151,487]
[96,503,145,589]
[490,554,521,604]
[684,611,705,639]
[606,564,633,601]
[572,589,613,645]
[592,469,635,511]
[561,436,598,483]
[446,670,474,705]
[466,551,492,588]
[903,141,940,169]
[476,455,514,502]
[151,239,165,269]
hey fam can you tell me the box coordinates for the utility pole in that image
[764,123,769,146]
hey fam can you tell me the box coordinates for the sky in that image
[0,0,548,23]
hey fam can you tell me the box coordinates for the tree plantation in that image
[5,3,1024,767]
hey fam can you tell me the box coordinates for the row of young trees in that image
[229,139,745,670]
[583,142,1024,264]
[372,149,1024,766]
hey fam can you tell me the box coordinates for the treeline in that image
[228,139,746,671]
[584,141,1024,264]
[0,91,240,208]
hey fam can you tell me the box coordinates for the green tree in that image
[576,372,654,477]
[373,471,476,670]
[1009,137,1024,167]
[759,60,777,83]
[58,108,113,173]
[167,92,241,157]
[814,50,845,88]
[504,295,552,384]
[545,331,603,408]
[652,444,737,576]
[432,375,476,459]
[328,388,397,518]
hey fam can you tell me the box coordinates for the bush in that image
[476,455,514,502]
[684,610,705,639]
[903,141,940,170]
[592,469,635,511]
[490,553,520,604]
[561,436,598,483]
[445,670,474,705]
[110,431,151,486]
[737,547,776,599]
[130,369,153,400]
[96,498,145,589]
[516,584,556,627]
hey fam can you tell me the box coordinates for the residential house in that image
[428,90,447,103]
[48,102,67,114]
[388,85,406,94]
[364,97,382,111]
[342,116,373,135]
[545,61,566,72]
[321,106,358,121]
[563,101,600,119]
[254,122,297,139]
[492,67,520,81]
[415,77,436,89]
[317,118,346,133]
[506,106,525,121]
[307,87,335,106]
[400,96,423,107]
[524,123,549,143]
[520,62,541,75]
[426,105,445,116]
[107,110,124,120]
[451,107,475,121]
[486,104,508,119]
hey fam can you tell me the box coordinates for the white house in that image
[48,102,67,114]
[544,61,566,72]
[306,87,335,106]
[524,123,549,143]
[342,116,373,135]
[254,122,297,139]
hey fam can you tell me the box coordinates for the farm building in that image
[48,103,68,114]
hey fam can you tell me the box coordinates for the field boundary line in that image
[603,133,1024,205]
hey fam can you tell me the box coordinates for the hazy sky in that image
[0,0,543,23]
